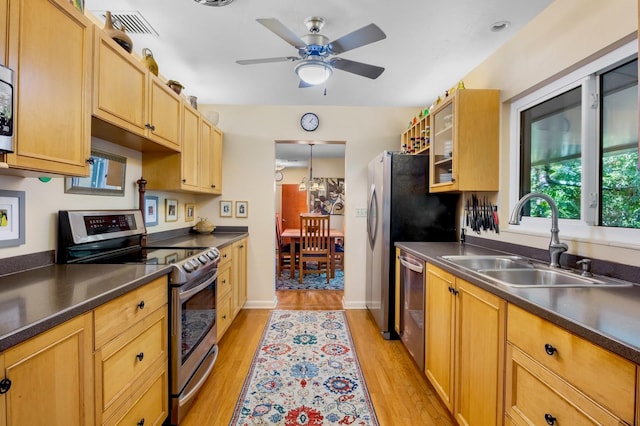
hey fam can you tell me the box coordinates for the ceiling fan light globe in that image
[295,60,333,85]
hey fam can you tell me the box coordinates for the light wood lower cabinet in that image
[425,263,506,425]
[0,313,94,426]
[505,304,635,425]
[233,238,248,317]
[217,238,248,340]
[94,276,169,425]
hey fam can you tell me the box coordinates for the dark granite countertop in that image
[396,241,640,365]
[0,231,249,352]
[0,264,171,352]
[151,231,248,249]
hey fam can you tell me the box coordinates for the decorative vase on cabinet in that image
[103,11,133,53]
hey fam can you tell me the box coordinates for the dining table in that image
[281,228,344,279]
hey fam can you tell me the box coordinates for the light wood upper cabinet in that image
[0,0,7,64]
[143,103,222,194]
[92,27,181,152]
[4,0,92,176]
[210,125,223,194]
[425,263,506,425]
[429,89,499,192]
[0,313,94,426]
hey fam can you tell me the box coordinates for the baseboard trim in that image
[243,298,277,309]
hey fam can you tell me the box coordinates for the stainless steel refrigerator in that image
[366,151,459,339]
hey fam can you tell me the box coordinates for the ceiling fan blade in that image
[330,57,385,79]
[328,23,386,55]
[257,18,307,50]
[236,56,299,65]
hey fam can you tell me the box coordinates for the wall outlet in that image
[355,208,367,217]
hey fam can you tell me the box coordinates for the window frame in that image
[508,40,639,248]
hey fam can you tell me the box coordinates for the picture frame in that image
[165,199,178,222]
[185,203,195,222]
[144,195,158,227]
[235,201,248,218]
[220,200,232,217]
[165,253,179,264]
[0,190,25,248]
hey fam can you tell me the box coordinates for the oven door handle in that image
[179,270,218,303]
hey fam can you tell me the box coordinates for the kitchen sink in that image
[441,255,633,288]
[441,255,533,271]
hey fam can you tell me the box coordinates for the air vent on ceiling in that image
[91,10,159,36]
[194,0,235,6]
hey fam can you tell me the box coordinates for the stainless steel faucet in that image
[509,193,568,268]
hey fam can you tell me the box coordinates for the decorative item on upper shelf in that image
[188,96,198,109]
[423,107,429,117]
[167,80,184,95]
[457,80,466,90]
[141,48,158,76]
[103,11,133,53]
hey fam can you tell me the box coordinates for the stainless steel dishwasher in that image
[398,250,425,370]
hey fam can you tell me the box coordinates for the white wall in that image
[0,138,200,259]
[196,105,415,308]
[463,0,640,266]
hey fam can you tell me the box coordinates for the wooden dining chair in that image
[276,214,296,278]
[299,214,331,284]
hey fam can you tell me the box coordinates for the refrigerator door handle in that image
[367,184,378,249]
[398,255,424,273]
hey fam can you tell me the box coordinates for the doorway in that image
[275,140,346,291]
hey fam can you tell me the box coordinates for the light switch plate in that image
[356,208,367,217]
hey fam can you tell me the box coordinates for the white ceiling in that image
[84,0,554,108]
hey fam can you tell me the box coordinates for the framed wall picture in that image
[144,195,159,227]
[165,199,178,222]
[185,203,195,222]
[235,201,248,218]
[0,190,25,248]
[220,200,232,217]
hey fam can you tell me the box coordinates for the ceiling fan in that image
[236,17,387,87]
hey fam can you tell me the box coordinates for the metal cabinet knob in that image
[137,301,145,310]
[145,123,156,131]
[136,352,144,361]
[544,343,557,355]
[0,378,11,394]
[544,413,557,425]
[137,418,145,426]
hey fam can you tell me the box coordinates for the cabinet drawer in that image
[95,307,167,417]
[104,366,168,426]
[507,304,635,423]
[506,344,625,426]
[218,244,233,266]
[95,276,168,348]
[218,262,232,298]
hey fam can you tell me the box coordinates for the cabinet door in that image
[0,0,7,65]
[6,0,91,176]
[430,100,455,190]
[2,313,93,426]
[92,29,147,135]
[455,279,506,426]
[181,104,200,190]
[199,118,215,193]
[147,76,181,150]
[233,239,248,316]
[425,264,455,411]
[211,126,223,194]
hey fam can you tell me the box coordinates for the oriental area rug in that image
[275,269,344,291]
[230,310,379,426]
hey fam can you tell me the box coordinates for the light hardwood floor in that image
[180,290,454,426]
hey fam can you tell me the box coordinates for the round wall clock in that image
[275,171,284,182]
[300,112,319,132]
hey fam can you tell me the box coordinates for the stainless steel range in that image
[57,209,220,425]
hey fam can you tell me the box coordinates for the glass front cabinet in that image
[428,89,500,193]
